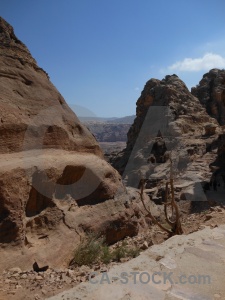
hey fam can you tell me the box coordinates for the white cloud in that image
[168,53,225,72]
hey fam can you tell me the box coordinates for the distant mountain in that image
[80,115,135,142]
[79,115,135,124]
[107,115,135,124]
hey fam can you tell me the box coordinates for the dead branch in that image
[164,182,174,226]
[139,153,183,236]
[169,177,183,234]
[139,179,171,234]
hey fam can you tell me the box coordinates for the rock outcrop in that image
[0,17,147,270]
[192,68,225,125]
[112,74,221,202]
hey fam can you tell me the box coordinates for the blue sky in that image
[1,0,225,117]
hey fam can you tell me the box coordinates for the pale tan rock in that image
[140,241,148,250]
[8,267,22,274]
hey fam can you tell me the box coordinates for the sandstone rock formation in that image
[192,68,225,125]
[0,17,147,270]
[112,74,221,202]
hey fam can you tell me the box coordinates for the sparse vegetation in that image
[126,247,140,258]
[70,233,104,266]
[111,245,127,262]
[139,154,183,236]
[101,245,112,264]
[69,233,141,267]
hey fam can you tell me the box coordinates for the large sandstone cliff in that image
[0,17,147,270]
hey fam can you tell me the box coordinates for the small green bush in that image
[112,246,127,262]
[101,245,112,264]
[70,234,104,266]
[126,247,140,258]
[70,233,141,266]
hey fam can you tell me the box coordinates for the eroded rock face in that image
[0,17,146,269]
[211,131,225,183]
[192,68,225,125]
[112,74,220,202]
[0,17,102,155]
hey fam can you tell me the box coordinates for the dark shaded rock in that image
[33,261,49,272]
[192,68,225,125]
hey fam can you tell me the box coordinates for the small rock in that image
[42,289,47,295]
[214,294,221,298]
[198,225,206,230]
[4,279,11,284]
[8,267,22,274]
[66,270,74,278]
[155,255,164,261]
[210,224,218,228]
[80,276,86,282]
[45,268,52,274]
[79,265,90,276]
[35,276,43,280]
[205,214,213,221]
[120,258,129,263]
[100,267,108,273]
[21,274,28,279]
[210,207,216,212]
[10,273,19,277]
[60,273,72,284]
[7,291,15,295]
[140,241,148,250]
[93,265,100,271]
[16,285,22,289]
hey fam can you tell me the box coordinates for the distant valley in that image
[80,115,135,143]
